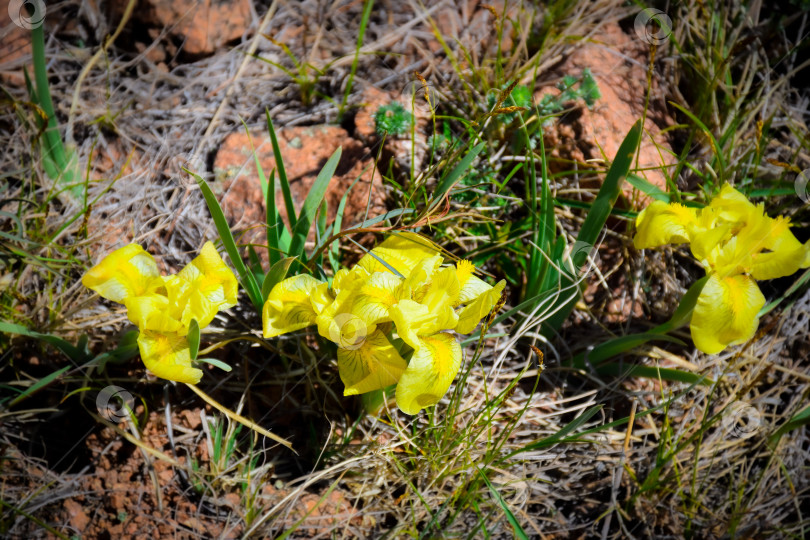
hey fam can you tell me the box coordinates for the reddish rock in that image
[0,0,33,85]
[113,0,251,56]
[537,22,676,208]
[354,86,393,142]
[63,498,90,532]
[214,125,387,258]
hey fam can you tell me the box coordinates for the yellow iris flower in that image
[262,232,506,415]
[634,184,810,354]
[82,242,238,383]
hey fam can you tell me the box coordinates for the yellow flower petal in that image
[457,272,491,305]
[137,330,202,384]
[356,232,441,276]
[420,266,460,311]
[124,293,183,334]
[456,279,505,334]
[690,273,765,354]
[395,333,461,415]
[746,216,807,281]
[403,254,442,293]
[352,272,406,325]
[709,183,757,222]
[390,299,458,350]
[338,330,407,395]
[263,274,323,338]
[175,242,239,328]
[310,281,334,314]
[634,201,697,249]
[82,244,160,303]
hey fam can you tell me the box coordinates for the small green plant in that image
[27,24,81,200]
[374,101,413,137]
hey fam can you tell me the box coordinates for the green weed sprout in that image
[374,102,413,137]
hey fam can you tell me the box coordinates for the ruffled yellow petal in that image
[403,254,442,293]
[356,232,441,276]
[390,299,458,350]
[709,183,757,222]
[175,242,239,328]
[456,279,505,334]
[420,266,460,312]
[82,244,160,303]
[690,273,765,354]
[747,216,807,280]
[352,272,406,325]
[263,274,323,338]
[389,299,432,350]
[310,281,334,314]
[395,333,462,415]
[124,293,183,334]
[458,274,491,305]
[137,330,202,384]
[332,266,368,295]
[634,201,697,249]
[338,330,407,395]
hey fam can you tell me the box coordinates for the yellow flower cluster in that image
[635,184,810,354]
[82,242,238,383]
[263,232,506,414]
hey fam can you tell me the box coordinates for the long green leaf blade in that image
[265,110,297,229]
[428,142,485,210]
[186,168,263,310]
[288,147,342,260]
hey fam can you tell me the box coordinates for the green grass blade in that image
[0,322,88,363]
[262,257,296,300]
[478,469,529,540]
[288,147,342,260]
[669,101,727,180]
[769,405,810,445]
[188,319,200,361]
[265,110,297,229]
[569,333,685,369]
[596,363,708,384]
[626,173,670,202]
[576,119,642,261]
[511,405,603,455]
[6,365,71,408]
[543,120,642,334]
[244,127,285,264]
[339,0,374,118]
[428,142,485,211]
[185,168,263,311]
